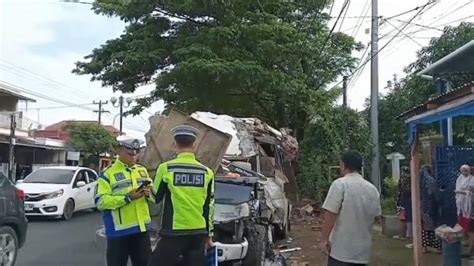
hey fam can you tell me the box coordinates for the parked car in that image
[16,166,98,220]
[0,172,28,266]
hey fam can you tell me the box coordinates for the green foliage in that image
[74,0,361,139]
[65,123,117,156]
[373,22,474,177]
[382,197,396,215]
[381,177,397,215]
[384,177,397,198]
[298,107,372,203]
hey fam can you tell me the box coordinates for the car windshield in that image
[215,181,253,205]
[23,169,75,184]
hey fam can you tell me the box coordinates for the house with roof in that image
[35,120,120,141]
[0,82,69,180]
[35,120,120,171]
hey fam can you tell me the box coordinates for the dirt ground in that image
[279,206,444,266]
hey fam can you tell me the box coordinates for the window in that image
[0,172,7,187]
[23,169,75,185]
[74,170,87,187]
[86,170,98,183]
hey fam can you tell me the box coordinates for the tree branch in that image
[153,8,213,27]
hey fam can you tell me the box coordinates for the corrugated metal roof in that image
[418,40,474,76]
[0,83,36,102]
[397,81,474,120]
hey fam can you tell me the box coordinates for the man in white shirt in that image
[321,151,381,266]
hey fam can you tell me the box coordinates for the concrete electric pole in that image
[93,100,110,125]
[342,76,348,150]
[8,113,16,181]
[370,0,381,192]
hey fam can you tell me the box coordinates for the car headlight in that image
[44,189,64,199]
[215,203,251,222]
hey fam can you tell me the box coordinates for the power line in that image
[18,103,94,111]
[405,14,474,35]
[335,1,434,92]
[0,59,91,99]
[317,0,350,58]
[338,0,351,32]
[390,18,444,32]
[427,0,473,23]
[0,80,95,111]
[351,0,371,37]
[384,19,423,47]
[384,2,434,20]
[331,16,373,19]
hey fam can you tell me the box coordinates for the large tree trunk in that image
[283,161,299,203]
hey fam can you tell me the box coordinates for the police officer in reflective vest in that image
[95,136,154,266]
[150,125,215,266]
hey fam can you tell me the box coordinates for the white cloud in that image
[0,0,164,136]
[1,0,472,135]
[330,0,474,110]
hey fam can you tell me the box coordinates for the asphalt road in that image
[16,210,105,266]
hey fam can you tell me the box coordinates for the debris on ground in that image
[299,204,314,216]
[264,254,287,266]
[280,247,302,254]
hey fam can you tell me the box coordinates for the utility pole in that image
[342,76,348,150]
[93,100,110,125]
[342,76,348,108]
[370,0,380,192]
[8,113,16,181]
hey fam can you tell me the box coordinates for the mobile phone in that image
[137,180,151,191]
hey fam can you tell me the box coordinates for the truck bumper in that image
[214,238,249,262]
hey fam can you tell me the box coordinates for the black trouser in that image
[327,256,367,266]
[106,232,151,266]
[149,235,207,266]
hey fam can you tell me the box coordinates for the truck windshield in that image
[215,182,253,205]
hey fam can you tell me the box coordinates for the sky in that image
[0,0,473,139]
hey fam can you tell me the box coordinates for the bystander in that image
[321,151,381,266]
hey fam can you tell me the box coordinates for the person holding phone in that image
[95,135,154,266]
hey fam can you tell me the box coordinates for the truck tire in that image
[275,203,291,239]
[243,225,267,266]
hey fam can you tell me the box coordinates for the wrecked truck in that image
[140,110,298,265]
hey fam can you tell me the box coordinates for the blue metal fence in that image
[433,146,474,223]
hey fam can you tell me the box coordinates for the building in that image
[35,120,120,141]
[35,120,120,171]
[0,83,69,180]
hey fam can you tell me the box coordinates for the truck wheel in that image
[275,220,289,240]
[243,225,267,266]
[275,203,291,239]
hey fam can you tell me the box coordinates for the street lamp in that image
[110,96,132,134]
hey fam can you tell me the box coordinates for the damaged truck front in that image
[141,110,298,265]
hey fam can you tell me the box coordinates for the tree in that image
[65,123,117,156]
[375,22,474,176]
[73,0,362,139]
[298,106,372,202]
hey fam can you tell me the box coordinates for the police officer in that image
[95,135,154,266]
[150,125,215,266]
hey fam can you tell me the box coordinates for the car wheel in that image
[62,199,75,220]
[0,226,18,266]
